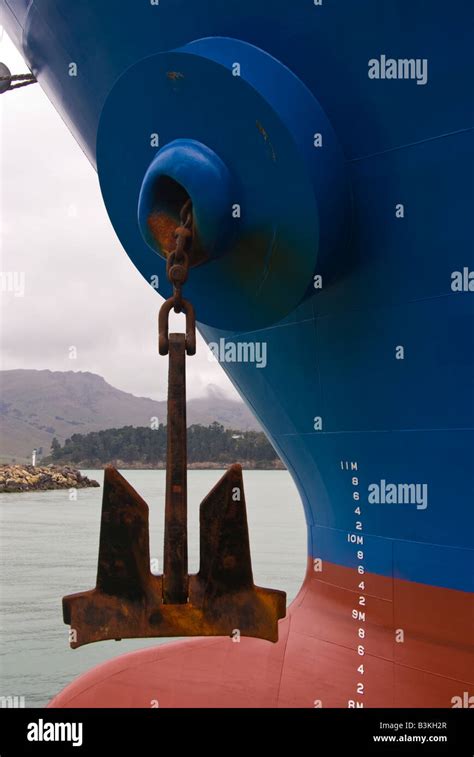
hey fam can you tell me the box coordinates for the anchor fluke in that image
[198,463,255,597]
[62,466,160,647]
[95,466,151,600]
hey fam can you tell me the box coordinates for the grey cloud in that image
[0,34,239,402]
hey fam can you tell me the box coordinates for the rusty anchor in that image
[62,200,286,648]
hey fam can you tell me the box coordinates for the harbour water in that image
[0,469,305,707]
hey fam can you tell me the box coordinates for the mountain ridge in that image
[0,369,260,462]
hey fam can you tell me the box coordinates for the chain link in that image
[166,198,193,313]
[159,199,197,356]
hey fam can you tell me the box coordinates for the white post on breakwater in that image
[31,449,37,467]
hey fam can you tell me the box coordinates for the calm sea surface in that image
[0,469,306,707]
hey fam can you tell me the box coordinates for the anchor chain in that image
[167,197,193,312]
[158,199,196,356]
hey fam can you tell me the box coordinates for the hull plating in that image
[1,0,472,706]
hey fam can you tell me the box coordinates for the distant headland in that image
[44,423,284,470]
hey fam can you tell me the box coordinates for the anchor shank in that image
[163,332,189,604]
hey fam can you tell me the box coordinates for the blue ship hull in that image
[2,0,473,707]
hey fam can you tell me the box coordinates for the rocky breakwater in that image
[0,465,100,493]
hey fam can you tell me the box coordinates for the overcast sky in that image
[0,33,238,402]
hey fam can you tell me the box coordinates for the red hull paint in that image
[49,560,474,708]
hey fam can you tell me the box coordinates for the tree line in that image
[48,423,279,465]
